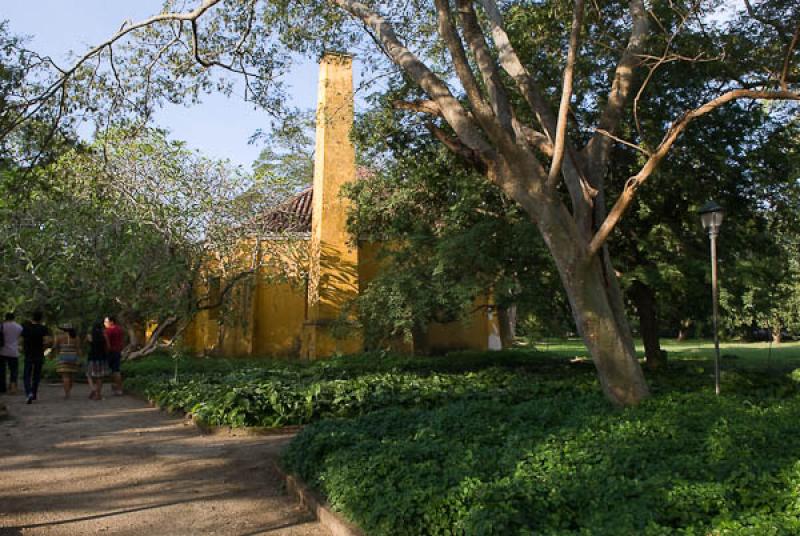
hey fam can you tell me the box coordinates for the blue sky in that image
[3,0,328,169]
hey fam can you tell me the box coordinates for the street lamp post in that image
[699,201,725,395]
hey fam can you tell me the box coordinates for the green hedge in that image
[123,349,595,427]
[126,366,593,427]
[283,389,800,535]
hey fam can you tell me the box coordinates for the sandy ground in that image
[0,383,330,536]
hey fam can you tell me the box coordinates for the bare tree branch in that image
[477,0,559,142]
[124,316,178,360]
[433,0,494,126]
[455,0,515,136]
[519,126,554,157]
[781,22,800,90]
[588,89,800,256]
[477,0,594,225]
[547,0,586,188]
[330,0,496,158]
[189,18,263,77]
[2,0,224,138]
[426,122,488,173]
[583,0,648,182]
[632,1,706,140]
[594,128,651,155]
[392,99,443,116]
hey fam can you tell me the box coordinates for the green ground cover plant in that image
[117,345,800,429]
[122,350,593,427]
[283,373,800,535]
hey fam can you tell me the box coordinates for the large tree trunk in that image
[772,321,783,345]
[498,304,517,349]
[565,261,650,406]
[411,324,431,356]
[630,281,666,369]
[536,204,649,406]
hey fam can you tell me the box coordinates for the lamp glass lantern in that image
[699,201,725,235]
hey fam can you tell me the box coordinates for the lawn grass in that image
[530,338,800,368]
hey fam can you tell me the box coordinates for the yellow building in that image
[185,53,503,359]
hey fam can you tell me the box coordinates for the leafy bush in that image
[123,349,596,426]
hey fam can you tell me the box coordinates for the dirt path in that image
[0,384,330,536]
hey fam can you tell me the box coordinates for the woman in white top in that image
[0,312,24,394]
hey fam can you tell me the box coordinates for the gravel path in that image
[0,383,329,536]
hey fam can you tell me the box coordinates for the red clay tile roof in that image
[254,167,370,234]
[257,187,313,233]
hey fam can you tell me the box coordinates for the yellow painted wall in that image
[219,279,255,357]
[185,239,499,357]
[427,296,495,353]
[253,276,306,356]
[357,240,496,354]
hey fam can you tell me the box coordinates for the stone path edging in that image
[272,462,366,536]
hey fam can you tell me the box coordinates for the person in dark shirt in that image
[21,311,51,404]
[104,316,125,396]
[86,320,109,400]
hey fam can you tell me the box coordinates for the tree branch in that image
[583,0,648,182]
[123,316,178,360]
[781,22,800,90]
[588,89,800,256]
[3,0,224,138]
[189,18,262,77]
[426,122,488,173]
[434,0,495,127]
[392,99,443,116]
[547,0,585,188]
[477,0,591,225]
[594,128,651,155]
[330,0,496,158]
[519,126,553,157]
[477,0,559,141]
[455,0,515,137]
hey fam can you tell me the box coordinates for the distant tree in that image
[721,122,800,343]
[0,127,293,356]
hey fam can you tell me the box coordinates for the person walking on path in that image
[104,316,125,396]
[53,324,81,399]
[21,311,51,404]
[0,312,24,395]
[86,320,109,400]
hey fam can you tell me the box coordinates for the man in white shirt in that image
[1,312,24,394]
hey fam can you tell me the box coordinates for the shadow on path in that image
[0,384,327,536]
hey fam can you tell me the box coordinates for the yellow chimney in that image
[300,52,363,358]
